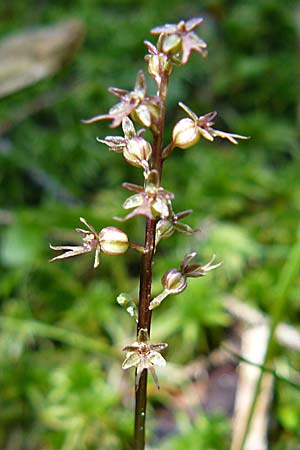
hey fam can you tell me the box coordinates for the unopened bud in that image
[123,137,152,169]
[99,226,129,255]
[172,118,200,149]
[148,54,172,84]
[148,54,160,79]
[162,269,187,294]
[117,293,137,319]
[156,219,174,243]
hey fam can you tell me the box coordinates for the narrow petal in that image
[178,102,198,121]
[202,254,223,271]
[151,23,178,34]
[80,217,97,235]
[181,251,197,269]
[49,244,81,251]
[134,70,146,97]
[122,117,136,139]
[149,366,160,390]
[189,32,207,49]
[174,222,193,234]
[123,194,144,210]
[82,113,113,124]
[122,182,144,193]
[97,136,126,146]
[150,343,168,351]
[199,128,214,141]
[175,209,193,220]
[211,129,250,144]
[93,246,101,268]
[114,207,153,222]
[144,40,158,54]
[75,228,92,235]
[135,364,145,389]
[122,352,140,370]
[185,17,204,31]
[149,352,167,367]
[49,247,87,262]
[181,35,207,64]
[122,344,139,352]
[108,87,129,98]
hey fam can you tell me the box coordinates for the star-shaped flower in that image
[97,117,152,171]
[122,328,168,389]
[180,251,223,277]
[172,102,249,149]
[116,169,174,221]
[50,218,129,268]
[149,252,222,309]
[83,70,160,128]
[151,17,207,64]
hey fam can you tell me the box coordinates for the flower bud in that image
[148,54,160,80]
[162,269,187,294]
[123,137,152,168]
[117,292,137,318]
[99,226,129,255]
[156,219,174,243]
[148,54,172,85]
[172,118,200,149]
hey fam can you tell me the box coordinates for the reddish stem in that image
[134,73,169,450]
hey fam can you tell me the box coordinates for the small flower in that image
[97,117,152,171]
[151,18,207,64]
[116,169,174,221]
[122,328,168,389]
[180,251,223,277]
[172,102,249,149]
[149,252,222,309]
[50,218,129,268]
[144,39,173,87]
[83,70,160,128]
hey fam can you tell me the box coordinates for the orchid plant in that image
[50,17,248,450]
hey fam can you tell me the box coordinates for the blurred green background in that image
[1,0,300,449]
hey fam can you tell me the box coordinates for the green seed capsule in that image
[99,227,129,255]
[172,118,200,149]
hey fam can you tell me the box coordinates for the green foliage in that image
[1,0,300,449]
[152,414,230,450]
